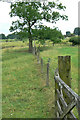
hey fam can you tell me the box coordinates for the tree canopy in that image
[0,33,6,39]
[74,27,80,35]
[32,26,64,45]
[66,31,71,37]
[9,1,68,52]
[69,36,80,45]
[7,33,16,39]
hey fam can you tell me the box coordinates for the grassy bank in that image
[2,47,54,118]
[2,40,78,118]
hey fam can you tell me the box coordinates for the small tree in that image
[74,27,80,35]
[51,37,61,46]
[69,36,80,45]
[50,29,63,45]
[10,1,68,52]
[0,33,6,39]
[66,31,71,37]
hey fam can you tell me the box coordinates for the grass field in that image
[2,41,78,118]
[2,47,55,118]
[40,45,78,94]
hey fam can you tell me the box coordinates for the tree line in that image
[0,26,79,40]
[0,27,64,44]
[0,32,27,40]
[66,27,80,37]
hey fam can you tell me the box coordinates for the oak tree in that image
[9,1,68,52]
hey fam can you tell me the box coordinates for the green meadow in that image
[2,40,78,118]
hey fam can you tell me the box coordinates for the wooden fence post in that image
[37,49,40,64]
[46,62,49,86]
[46,59,50,87]
[54,68,59,117]
[32,47,35,55]
[41,58,43,73]
[34,46,37,56]
[58,56,71,118]
[34,39,35,47]
[55,56,71,117]
[58,56,71,87]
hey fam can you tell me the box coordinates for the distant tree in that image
[69,36,80,45]
[66,31,71,37]
[7,33,16,39]
[74,27,80,35]
[50,28,64,45]
[15,31,28,40]
[6,32,28,40]
[0,33,6,39]
[10,1,68,52]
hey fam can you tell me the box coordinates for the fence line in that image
[33,46,50,86]
[33,46,80,119]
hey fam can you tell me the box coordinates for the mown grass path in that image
[2,48,55,118]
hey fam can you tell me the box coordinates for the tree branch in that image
[31,19,37,27]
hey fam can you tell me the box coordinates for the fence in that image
[54,72,80,119]
[33,46,80,119]
[54,56,80,119]
[33,46,50,87]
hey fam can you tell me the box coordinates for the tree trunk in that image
[29,38,33,52]
[28,24,33,52]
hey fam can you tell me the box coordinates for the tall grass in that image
[2,47,55,118]
[2,40,78,118]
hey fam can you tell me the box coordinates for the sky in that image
[0,0,79,35]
